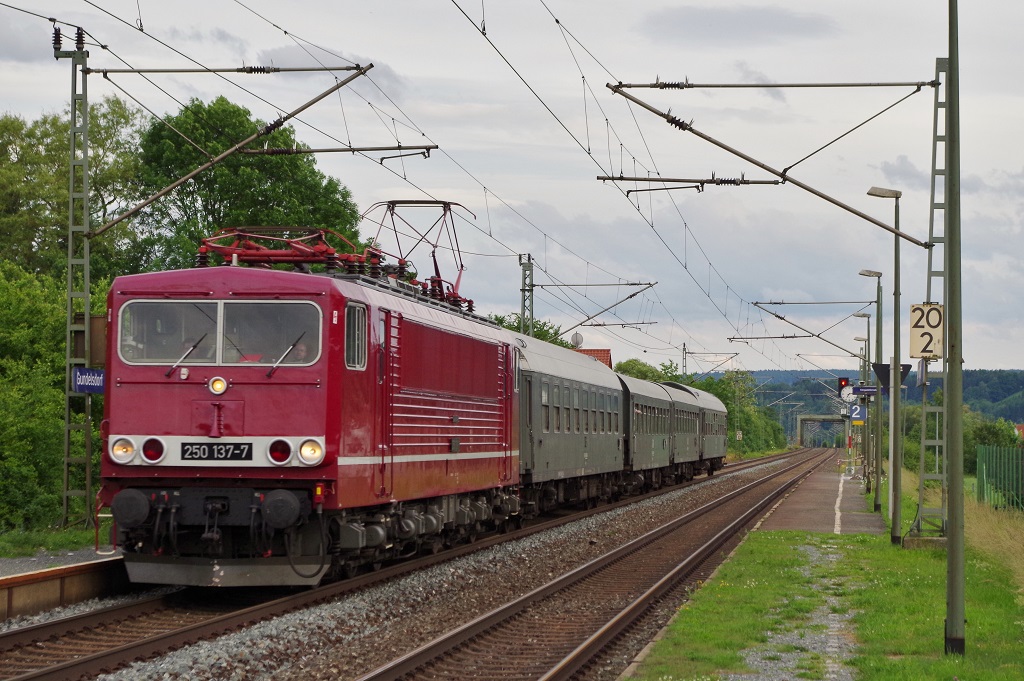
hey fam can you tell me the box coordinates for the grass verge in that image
[628,469,1024,681]
[0,527,99,558]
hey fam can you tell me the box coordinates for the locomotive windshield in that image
[119,300,321,365]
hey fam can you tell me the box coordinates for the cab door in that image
[376,309,399,498]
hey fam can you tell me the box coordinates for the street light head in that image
[859,269,882,278]
[854,336,868,342]
[867,186,902,199]
[853,312,870,319]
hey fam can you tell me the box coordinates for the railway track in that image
[353,449,831,681]
[0,449,815,680]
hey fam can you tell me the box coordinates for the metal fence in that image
[977,445,1024,511]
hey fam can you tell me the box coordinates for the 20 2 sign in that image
[909,303,943,359]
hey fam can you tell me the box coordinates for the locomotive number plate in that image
[181,442,253,461]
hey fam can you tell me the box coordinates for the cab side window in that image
[345,304,367,370]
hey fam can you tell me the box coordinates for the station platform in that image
[757,457,886,535]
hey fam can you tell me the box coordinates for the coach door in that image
[376,309,400,498]
[520,374,534,475]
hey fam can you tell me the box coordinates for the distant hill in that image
[729,369,1024,423]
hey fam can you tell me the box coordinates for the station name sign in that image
[72,367,105,394]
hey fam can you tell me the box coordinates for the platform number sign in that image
[909,303,944,359]
[850,403,866,425]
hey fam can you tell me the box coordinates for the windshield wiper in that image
[266,332,305,378]
[165,333,207,377]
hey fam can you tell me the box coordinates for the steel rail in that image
[354,450,828,680]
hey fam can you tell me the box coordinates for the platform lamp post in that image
[854,331,869,483]
[859,270,883,513]
[867,186,903,545]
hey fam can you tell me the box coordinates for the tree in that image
[489,313,573,348]
[690,370,786,454]
[614,358,667,382]
[0,96,148,279]
[136,96,361,270]
[0,262,67,529]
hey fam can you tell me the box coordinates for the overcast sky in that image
[3,1,1020,375]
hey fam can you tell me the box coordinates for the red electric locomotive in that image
[98,213,727,587]
[99,225,522,586]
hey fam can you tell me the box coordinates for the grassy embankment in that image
[628,467,1024,680]
[0,527,98,558]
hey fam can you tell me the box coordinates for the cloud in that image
[637,5,839,48]
[879,155,929,192]
[164,26,248,57]
[0,19,53,64]
[734,61,786,102]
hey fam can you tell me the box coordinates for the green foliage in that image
[0,263,67,529]
[690,371,786,454]
[904,397,1020,475]
[613,357,667,382]
[489,313,573,348]
[0,113,58,273]
[0,97,149,279]
[137,96,361,270]
[0,527,98,558]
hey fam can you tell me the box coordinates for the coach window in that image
[582,390,589,433]
[573,387,580,433]
[345,304,367,370]
[565,384,571,431]
[541,382,550,432]
[553,384,561,432]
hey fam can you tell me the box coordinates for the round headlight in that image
[110,438,136,464]
[268,439,292,465]
[209,376,228,395]
[298,439,324,466]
